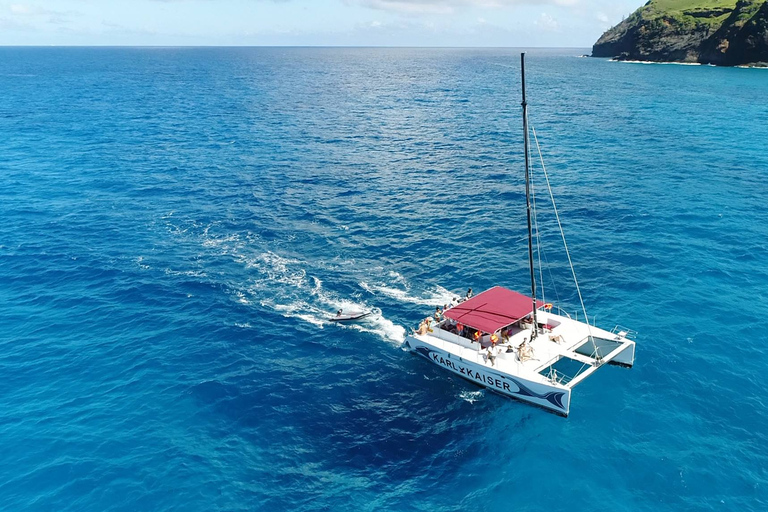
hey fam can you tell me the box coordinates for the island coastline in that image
[592,0,768,68]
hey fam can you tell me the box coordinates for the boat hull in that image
[328,312,370,322]
[404,335,571,416]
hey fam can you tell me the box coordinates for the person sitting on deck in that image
[501,328,511,343]
[490,333,499,346]
[336,310,342,317]
[517,338,534,362]
[465,288,473,300]
[434,306,443,322]
[416,317,433,335]
[472,330,481,343]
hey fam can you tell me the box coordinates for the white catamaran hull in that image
[404,335,572,416]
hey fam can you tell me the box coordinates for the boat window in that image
[574,337,623,359]
[538,356,590,386]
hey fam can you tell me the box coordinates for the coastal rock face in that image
[592,0,768,66]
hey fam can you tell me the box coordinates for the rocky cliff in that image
[592,0,768,66]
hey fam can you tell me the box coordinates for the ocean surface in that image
[1,47,767,511]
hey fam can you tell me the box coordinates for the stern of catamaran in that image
[404,287,636,416]
[404,329,574,416]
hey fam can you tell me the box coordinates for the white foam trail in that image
[243,252,458,345]
[459,390,484,404]
[250,252,307,287]
[294,313,326,328]
[232,290,250,305]
[268,300,327,328]
[361,281,457,307]
[247,259,407,343]
[188,226,422,345]
[202,233,240,248]
[164,268,208,278]
[346,311,406,345]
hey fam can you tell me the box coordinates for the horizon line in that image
[0,44,592,49]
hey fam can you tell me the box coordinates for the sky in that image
[0,0,643,47]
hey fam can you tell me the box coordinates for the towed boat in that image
[403,53,636,417]
[329,311,370,322]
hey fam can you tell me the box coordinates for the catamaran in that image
[403,53,636,416]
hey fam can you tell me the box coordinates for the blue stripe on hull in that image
[408,338,569,416]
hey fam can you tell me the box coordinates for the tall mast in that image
[521,52,539,339]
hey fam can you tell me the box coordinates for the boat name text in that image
[430,353,512,393]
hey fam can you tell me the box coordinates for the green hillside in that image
[643,0,738,26]
[592,0,768,66]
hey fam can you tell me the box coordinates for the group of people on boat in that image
[416,288,474,335]
[434,288,473,321]
[414,286,544,366]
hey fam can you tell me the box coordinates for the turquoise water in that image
[1,47,767,511]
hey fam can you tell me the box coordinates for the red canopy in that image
[444,286,543,334]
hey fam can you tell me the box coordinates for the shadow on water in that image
[187,319,527,493]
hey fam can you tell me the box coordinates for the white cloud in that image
[355,0,454,14]
[8,3,75,25]
[10,4,34,15]
[535,12,558,31]
[351,0,579,15]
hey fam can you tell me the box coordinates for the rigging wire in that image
[529,152,546,304]
[539,239,563,310]
[531,159,563,310]
[530,124,600,361]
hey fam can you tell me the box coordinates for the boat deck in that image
[414,310,634,389]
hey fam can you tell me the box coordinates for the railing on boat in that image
[542,304,572,319]
[546,367,574,386]
[610,325,638,340]
[429,322,479,350]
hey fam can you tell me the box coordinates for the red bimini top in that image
[444,286,543,334]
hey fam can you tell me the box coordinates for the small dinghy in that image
[329,310,370,322]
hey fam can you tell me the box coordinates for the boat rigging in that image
[403,53,636,416]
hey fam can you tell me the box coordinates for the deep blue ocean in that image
[1,47,767,511]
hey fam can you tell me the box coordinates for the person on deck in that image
[486,345,497,366]
[465,288,473,300]
[417,317,433,335]
[518,338,534,362]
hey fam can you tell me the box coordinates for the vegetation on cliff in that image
[592,0,768,66]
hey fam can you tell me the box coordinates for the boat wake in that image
[459,390,485,404]
[233,250,407,344]
[359,280,456,307]
[166,220,452,346]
